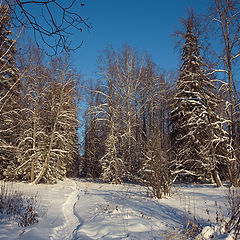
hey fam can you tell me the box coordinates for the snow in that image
[0,179,235,240]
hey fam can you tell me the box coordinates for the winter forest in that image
[1,0,240,189]
[1,0,240,238]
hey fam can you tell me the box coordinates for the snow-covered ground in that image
[0,179,234,239]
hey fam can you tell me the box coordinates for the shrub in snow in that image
[194,187,240,240]
[141,147,171,199]
[0,182,39,226]
[224,187,240,239]
[17,196,39,227]
[226,207,240,239]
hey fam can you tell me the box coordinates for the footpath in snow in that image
[0,178,232,239]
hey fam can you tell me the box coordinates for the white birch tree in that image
[209,0,240,187]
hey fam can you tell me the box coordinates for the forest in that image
[0,0,240,195]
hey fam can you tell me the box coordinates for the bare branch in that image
[6,0,90,54]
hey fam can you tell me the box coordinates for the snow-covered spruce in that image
[3,53,79,183]
[0,3,21,181]
[170,14,231,186]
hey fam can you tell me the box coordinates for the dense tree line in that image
[0,3,80,183]
[0,0,239,192]
[83,46,171,197]
[83,0,240,196]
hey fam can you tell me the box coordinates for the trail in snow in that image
[72,193,85,240]
[71,181,110,240]
[0,179,231,240]
[50,180,80,240]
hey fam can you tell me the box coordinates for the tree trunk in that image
[212,170,223,188]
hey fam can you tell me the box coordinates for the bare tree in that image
[83,83,105,179]
[209,0,240,186]
[113,45,143,180]
[139,60,171,198]
[84,45,172,195]
[12,45,48,182]
[95,48,124,183]
[4,50,81,183]
[4,0,90,54]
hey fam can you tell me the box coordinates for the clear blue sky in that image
[71,0,210,80]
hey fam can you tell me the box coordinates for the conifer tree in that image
[4,51,80,183]
[0,3,20,179]
[9,46,48,182]
[170,13,231,186]
[33,58,80,184]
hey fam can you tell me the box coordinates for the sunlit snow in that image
[0,179,234,239]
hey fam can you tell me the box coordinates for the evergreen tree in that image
[33,58,80,184]
[4,51,80,183]
[170,14,231,186]
[0,3,20,179]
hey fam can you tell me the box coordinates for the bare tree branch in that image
[5,0,91,54]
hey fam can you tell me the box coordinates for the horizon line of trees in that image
[82,1,240,196]
[0,0,239,193]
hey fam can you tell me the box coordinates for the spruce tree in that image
[170,14,230,186]
[32,58,80,184]
[0,3,20,179]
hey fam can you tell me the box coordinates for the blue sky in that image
[71,0,210,80]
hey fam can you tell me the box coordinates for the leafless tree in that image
[83,82,105,179]
[13,45,48,182]
[209,0,240,186]
[112,45,143,179]
[139,60,171,198]
[3,49,81,183]
[84,45,172,196]
[94,48,124,183]
[4,0,90,54]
